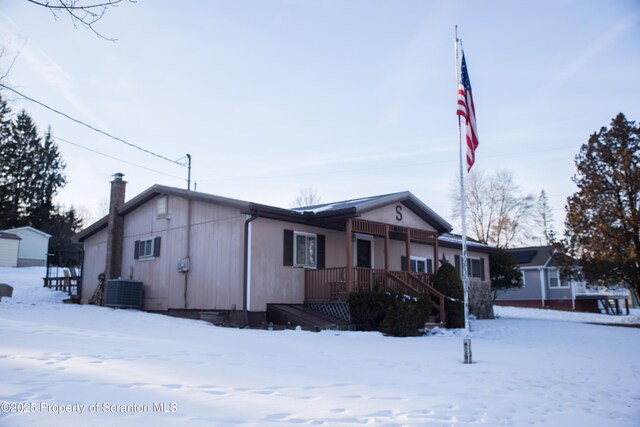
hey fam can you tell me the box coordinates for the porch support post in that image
[405,228,411,271]
[434,232,439,274]
[346,218,353,294]
[384,225,389,272]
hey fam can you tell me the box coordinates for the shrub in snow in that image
[348,290,391,331]
[380,292,431,337]
[348,290,431,337]
[433,263,465,328]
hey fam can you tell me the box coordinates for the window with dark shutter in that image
[427,259,433,274]
[136,237,158,260]
[317,234,325,269]
[455,255,461,273]
[401,256,407,271]
[283,229,294,266]
[153,237,161,257]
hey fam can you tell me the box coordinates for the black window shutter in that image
[153,237,161,257]
[317,234,325,269]
[401,256,407,271]
[134,240,140,260]
[283,229,293,266]
[480,258,485,280]
[427,259,433,274]
[455,255,461,274]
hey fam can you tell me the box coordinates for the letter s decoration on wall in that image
[395,205,403,221]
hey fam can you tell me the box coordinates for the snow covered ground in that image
[1,267,639,426]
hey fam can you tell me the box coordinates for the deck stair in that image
[267,304,353,330]
[599,298,623,315]
[199,311,228,325]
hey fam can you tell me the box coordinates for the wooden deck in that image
[305,267,446,324]
[43,269,80,301]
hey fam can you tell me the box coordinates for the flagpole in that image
[455,26,472,364]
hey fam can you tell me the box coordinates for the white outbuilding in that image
[1,226,51,267]
[0,232,21,267]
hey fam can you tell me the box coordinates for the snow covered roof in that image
[293,191,452,233]
[507,246,577,268]
[2,226,51,239]
[437,233,496,253]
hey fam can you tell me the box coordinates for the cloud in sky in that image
[541,12,639,94]
[0,11,108,131]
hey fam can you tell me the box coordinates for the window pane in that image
[296,235,306,265]
[157,196,167,216]
[307,236,316,266]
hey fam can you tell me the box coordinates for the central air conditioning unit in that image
[104,279,144,309]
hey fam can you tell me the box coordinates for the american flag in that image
[456,51,479,172]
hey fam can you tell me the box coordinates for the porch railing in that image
[305,267,446,324]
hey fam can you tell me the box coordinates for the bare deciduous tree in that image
[26,0,133,40]
[451,170,535,248]
[291,186,322,208]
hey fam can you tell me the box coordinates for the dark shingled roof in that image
[76,187,452,242]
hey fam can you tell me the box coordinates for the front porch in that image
[303,218,447,324]
[304,266,446,324]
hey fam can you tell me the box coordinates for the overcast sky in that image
[1,0,639,237]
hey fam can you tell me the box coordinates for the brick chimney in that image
[105,173,126,279]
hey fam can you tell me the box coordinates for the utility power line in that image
[49,133,185,181]
[0,83,186,167]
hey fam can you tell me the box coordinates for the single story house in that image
[495,245,631,313]
[75,174,494,326]
[1,226,51,267]
[0,232,21,267]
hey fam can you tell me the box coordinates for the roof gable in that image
[507,246,555,267]
[2,226,51,239]
[294,191,452,233]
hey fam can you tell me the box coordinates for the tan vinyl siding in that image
[359,203,437,232]
[186,201,245,311]
[80,228,108,303]
[249,218,343,312]
[120,196,245,311]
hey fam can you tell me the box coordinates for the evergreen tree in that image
[0,108,66,229]
[432,262,465,328]
[2,109,41,227]
[28,127,66,228]
[489,249,523,301]
[535,190,556,245]
[565,113,640,294]
[0,95,13,228]
[43,206,84,266]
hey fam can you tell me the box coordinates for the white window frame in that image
[468,257,483,279]
[138,237,155,260]
[294,231,317,268]
[352,234,375,268]
[548,268,569,288]
[410,256,432,274]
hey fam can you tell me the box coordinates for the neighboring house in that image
[495,245,630,313]
[0,232,21,267]
[1,226,51,267]
[75,174,494,325]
